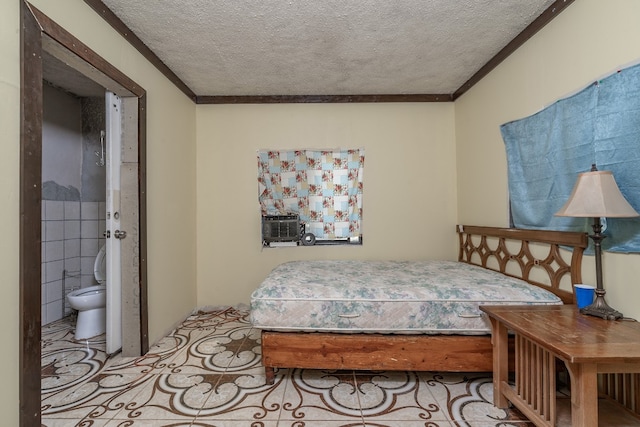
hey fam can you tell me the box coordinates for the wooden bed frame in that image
[260,225,588,384]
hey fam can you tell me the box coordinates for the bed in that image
[250,225,588,384]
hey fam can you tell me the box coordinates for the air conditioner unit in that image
[262,214,300,244]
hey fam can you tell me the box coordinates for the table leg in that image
[489,316,509,408]
[564,361,598,427]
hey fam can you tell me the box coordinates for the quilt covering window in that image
[258,148,364,242]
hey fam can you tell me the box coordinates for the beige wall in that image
[3,0,640,423]
[455,0,640,318]
[0,0,21,422]
[196,103,457,305]
[26,0,199,343]
[0,0,198,421]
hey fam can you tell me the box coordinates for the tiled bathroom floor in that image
[41,306,637,426]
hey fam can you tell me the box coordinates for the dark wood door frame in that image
[20,2,148,425]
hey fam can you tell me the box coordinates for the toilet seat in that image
[71,287,106,297]
[67,284,106,309]
[94,244,107,283]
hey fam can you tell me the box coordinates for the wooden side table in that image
[480,304,640,427]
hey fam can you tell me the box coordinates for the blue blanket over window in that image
[501,63,640,253]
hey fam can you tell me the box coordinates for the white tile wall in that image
[64,256,81,274]
[47,201,65,220]
[81,202,99,220]
[44,241,64,262]
[46,300,64,325]
[41,200,105,326]
[81,220,99,239]
[80,238,99,256]
[65,220,81,239]
[64,239,80,258]
[80,256,97,288]
[45,220,64,242]
[64,201,80,220]
[45,260,64,285]
[46,279,63,304]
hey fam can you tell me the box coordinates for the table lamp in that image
[555,164,639,320]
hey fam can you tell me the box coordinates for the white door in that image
[105,91,122,355]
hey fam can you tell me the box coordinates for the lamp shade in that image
[555,170,639,218]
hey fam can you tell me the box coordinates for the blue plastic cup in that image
[574,284,595,309]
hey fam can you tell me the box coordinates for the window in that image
[257,148,364,246]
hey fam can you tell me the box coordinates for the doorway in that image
[20,2,148,426]
[41,83,107,330]
[41,85,128,354]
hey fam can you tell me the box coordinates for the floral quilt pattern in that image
[250,260,562,334]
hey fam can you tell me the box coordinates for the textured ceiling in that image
[95,0,557,98]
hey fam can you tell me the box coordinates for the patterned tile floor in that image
[40,306,633,426]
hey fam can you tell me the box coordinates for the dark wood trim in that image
[20,3,43,426]
[20,3,150,424]
[452,0,575,100]
[83,0,196,102]
[196,93,453,104]
[138,94,149,354]
[458,224,588,248]
[28,3,145,98]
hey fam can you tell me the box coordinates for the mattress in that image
[250,260,562,335]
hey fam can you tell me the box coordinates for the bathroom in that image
[41,81,107,332]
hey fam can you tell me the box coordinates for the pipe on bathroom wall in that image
[62,269,81,316]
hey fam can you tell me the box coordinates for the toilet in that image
[67,244,107,340]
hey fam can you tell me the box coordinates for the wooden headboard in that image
[456,225,588,304]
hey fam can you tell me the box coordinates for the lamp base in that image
[580,293,623,320]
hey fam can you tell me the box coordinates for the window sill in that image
[262,237,362,248]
